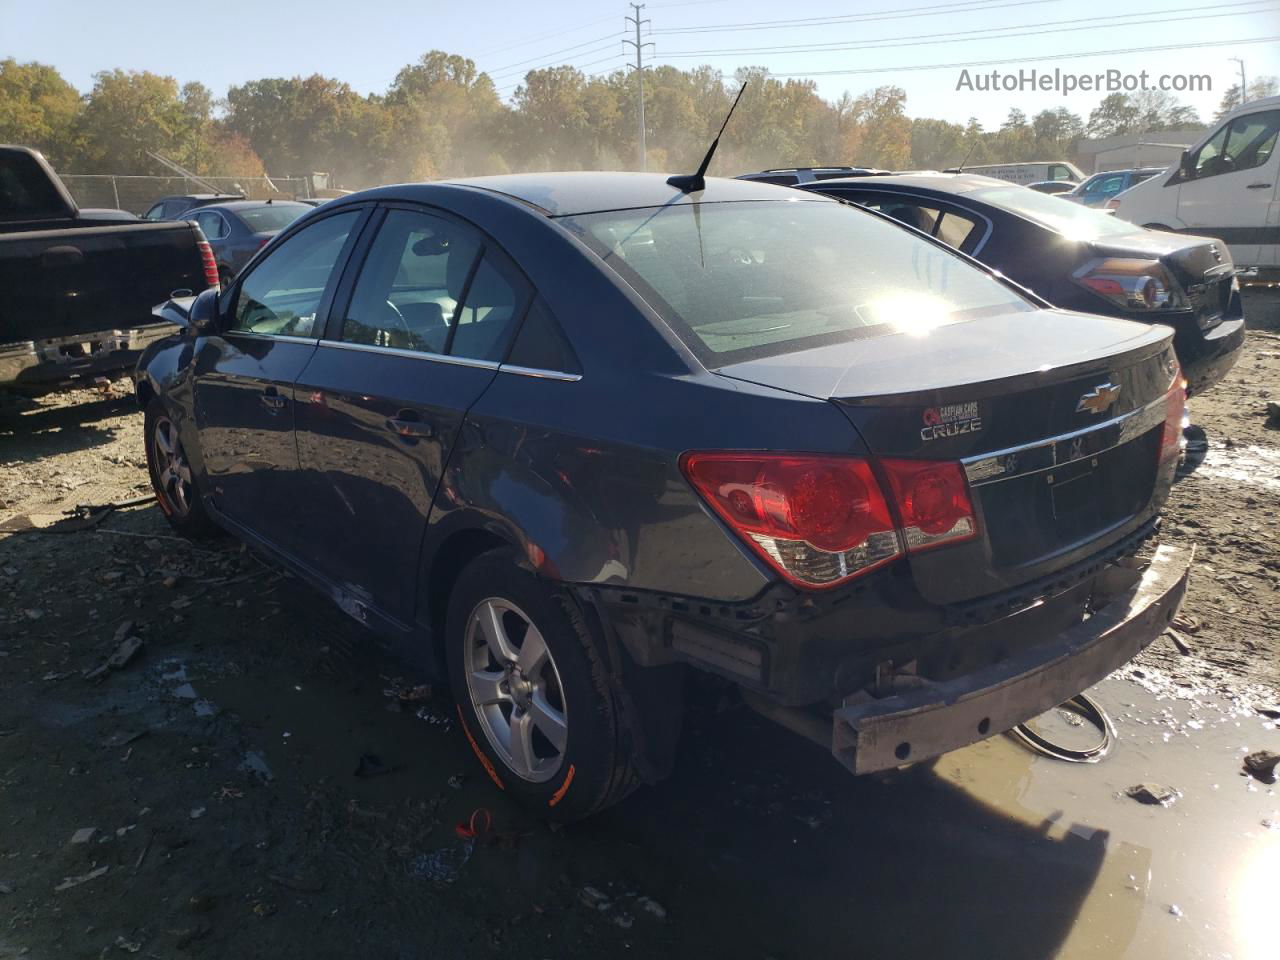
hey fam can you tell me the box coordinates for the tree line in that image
[2,52,1275,188]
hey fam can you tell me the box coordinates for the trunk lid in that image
[715,308,1178,603]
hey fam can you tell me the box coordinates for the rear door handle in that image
[1246,182,1273,189]
[386,409,434,441]
[261,386,287,412]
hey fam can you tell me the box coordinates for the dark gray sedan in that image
[137,173,1190,820]
[187,200,310,285]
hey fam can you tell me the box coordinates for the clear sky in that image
[4,0,1279,129]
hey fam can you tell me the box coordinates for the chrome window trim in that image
[315,338,501,370]
[963,395,1169,486]
[497,363,582,382]
[225,330,321,344]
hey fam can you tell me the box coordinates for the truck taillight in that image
[680,452,979,590]
[197,241,220,290]
[1160,371,1188,465]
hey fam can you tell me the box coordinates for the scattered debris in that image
[1165,628,1194,656]
[189,806,206,820]
[113,935,142,953]
[455,808,492,840]
[238,750,274,782]
[268,872,324,893]
[446,774,465,790]
[84,635,144,681]
[193,699,219,718]
[408,840,474,887]
[353,753,396,779]
[54,865,109,891]
[613,913,634,929]
[579,886,611,911]
[1171,611,1202,634]
[0,882,14,895]
[1266,400,1280,425]
[100,729,148,750]
[172,683,198,700]
[1125,783,1179,806]
[637,896,667,920]
[70,827,98,845]
[1168,904,1184,918]
[1243,750,1280,784]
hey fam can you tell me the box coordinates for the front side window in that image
[1049,164,1073,181]
[561,199,1030,365]
[1190,123,1231,179]
[231,210,359,336]
[143,203,165,221]
[1222,110,1280,173]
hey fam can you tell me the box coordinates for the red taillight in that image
[878,459,978,552]
[196,240,219,291]
[258,236,271,249]
[1160,368,1188,464]
[680,453,901,588]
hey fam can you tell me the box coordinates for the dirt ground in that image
[2,293,1278,960]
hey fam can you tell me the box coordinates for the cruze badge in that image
[1076,382,1121,415]
[921,401,982,442]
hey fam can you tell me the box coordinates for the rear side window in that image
[0,151,68,220]
[144,203,165,220]
[506,298,581,374]
[841,195,981,252]
[340,208,527,362]
[561,200,1030,365]
[193,211,228,240]
[231,210,360,336]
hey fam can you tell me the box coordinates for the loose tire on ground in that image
[445,547,640,821]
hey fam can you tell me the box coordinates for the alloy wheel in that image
[152,416,194,517]
[463,597,568,782]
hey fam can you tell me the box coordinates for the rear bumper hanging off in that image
[831,542,1192,774]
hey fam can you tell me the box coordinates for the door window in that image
[341,209,527,361]
[143,203,165,221]
[506,297,581,374]
[843,195,982,252]
[230,210,360,337]
[1049,165,1073,181]
[1222,110,1280,173]
[194,211,228,240]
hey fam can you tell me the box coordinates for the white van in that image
[942,161,1083,184]
[1113,95,1279,271]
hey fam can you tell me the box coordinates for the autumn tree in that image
[0,59,82,165]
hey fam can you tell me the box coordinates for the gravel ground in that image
[1,296,1277,959]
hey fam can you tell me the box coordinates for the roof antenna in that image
[667,81,748,193]
[955,135,979,174]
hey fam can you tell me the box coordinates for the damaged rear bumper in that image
[832,542,1192,775]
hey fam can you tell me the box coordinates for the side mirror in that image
[1179,149,1194,180]
[186,287,220,333]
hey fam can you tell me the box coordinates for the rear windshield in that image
[238,203,308,232]
[972,186,1140,237]
[0,151,69,220]
[560,199,1031,365]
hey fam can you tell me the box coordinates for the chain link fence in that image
[57,174,313,214]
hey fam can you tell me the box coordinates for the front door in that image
[192,208,365,554]
[294,205,532,624]
[1177,108,1280,267]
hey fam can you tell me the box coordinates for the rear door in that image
[191,207,367,554]
[1176,108,1280,266]
[293,204,532,625]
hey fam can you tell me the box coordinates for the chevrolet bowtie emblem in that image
[1076,382,1121,415]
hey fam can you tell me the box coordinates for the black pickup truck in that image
[0,145,216,395]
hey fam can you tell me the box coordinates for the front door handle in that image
[261,386,287,412]
[386,409,433,441]
[1246,182,1273,189]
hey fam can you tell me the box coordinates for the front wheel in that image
[445,548,639,821]
[144,398,219,539]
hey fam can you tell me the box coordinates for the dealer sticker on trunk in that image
[921,402,982,442]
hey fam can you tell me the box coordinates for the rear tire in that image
[144,398,220,539]
[445,547,639,821]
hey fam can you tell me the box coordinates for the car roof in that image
[438,171,826,216]
[195,199,309,212]
[157,194,242,202]
[800,172,1007,194]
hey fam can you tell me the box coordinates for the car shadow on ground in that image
[0,392,132,462]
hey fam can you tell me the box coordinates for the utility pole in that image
[623,3,653,171]
[1229,57,1247,107]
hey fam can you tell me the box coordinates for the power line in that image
[474,14,618,58]
[652,0,1064,35]
[655,2,1274,58]
[494,54,629,95]
[486,33,624,79]
[724,34,1280,79]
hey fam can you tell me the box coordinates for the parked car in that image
[1113,95,1280,277]
[0,145,217,395]
[142,193,243,221]
[1065,169,1164,207]
[943,161,1083,185]
[1027,180,1077,195]
[186,200,311,285]
[138,172,1191,820]
[801,173,1244,395]
[736,166,893,185]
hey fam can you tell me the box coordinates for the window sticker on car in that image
[920,401,983,441]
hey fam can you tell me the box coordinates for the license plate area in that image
[1048,458,1098,521]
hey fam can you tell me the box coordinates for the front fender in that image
[134,331,205,478]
